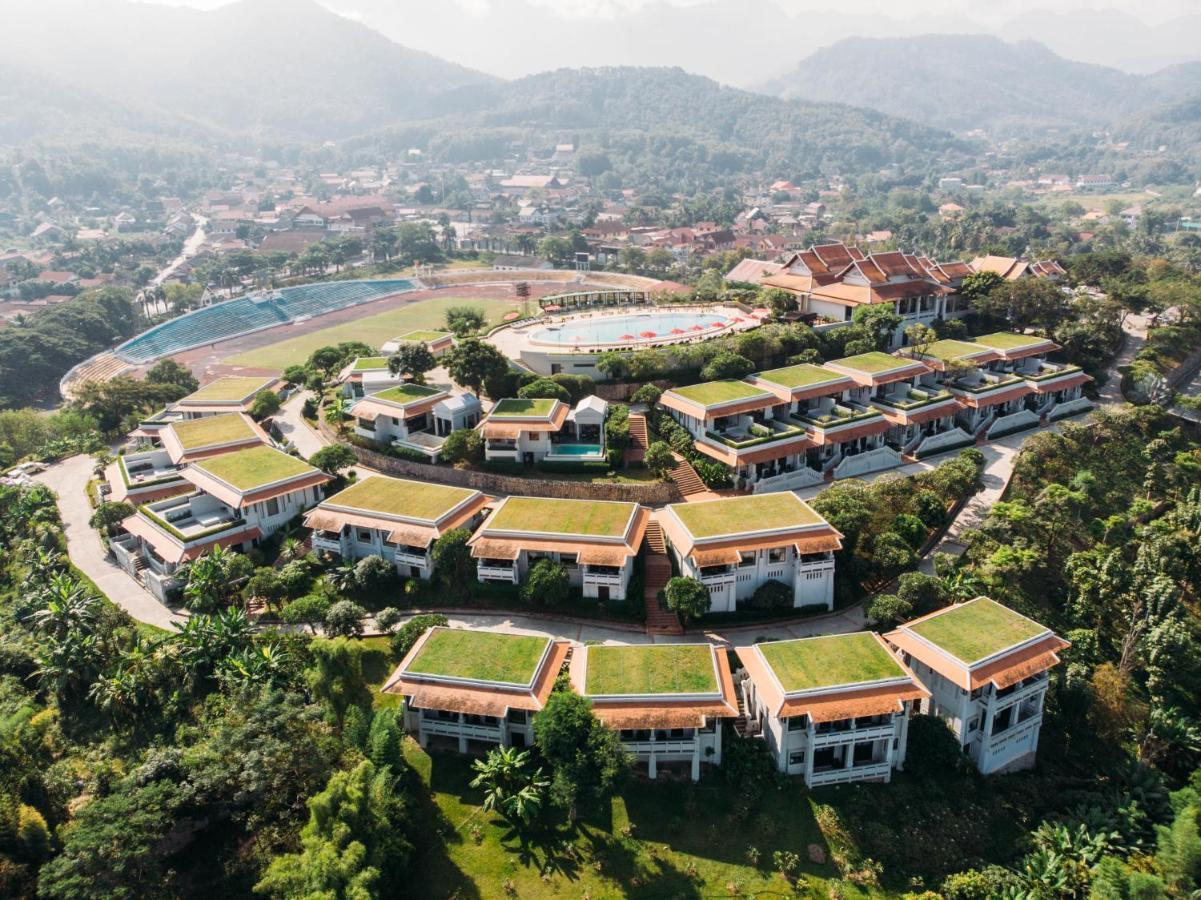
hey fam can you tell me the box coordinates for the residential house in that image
[173,376,281,419]
[658,493,841,612]
[350,384,481,461]
[570,643,739,781]
[112,446,329,601]
[383,627,570,751]
[886,597,1069,774]
[306,475,490,579]
[481,397,608,463]
[468,496,647,601]
[737,632,929,785]
[379,329,455,356]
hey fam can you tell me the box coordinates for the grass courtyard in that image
[225,295,518,370]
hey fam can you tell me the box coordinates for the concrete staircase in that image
[625,412,649,465]
[642,520,683,635]
[668,452,707,497]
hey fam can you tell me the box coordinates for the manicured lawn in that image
[396,329,453,343]
[921,339,994,363]
[352,356,390,370]
[827,351,911,374]
[584,644,718,695]
[324,474,478,522]
[371,383,443,405]
[753,363,849,390]
[225,295,517,370]
[192,445,316,490]
[907,597,1047,663]
[403,742,850,899]
[405,628,550,685]
[671,492,823,538]
[972,332,1051,352]
[488,497,636,537]
[667,380,772,407]
[758,633,906,693]
[169,413,257,449]
[183,374,276,403]
[488,397,559,418]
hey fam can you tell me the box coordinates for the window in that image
[739,552,756,568]
[559,553,578,566]
[967,717,979,733]
[265,497,280,517]
[768,546,787,563]
[787,715,808,732]
[788,750,806,766]
[391,417,400,426]
[357,529,372,543]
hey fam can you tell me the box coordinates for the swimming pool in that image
[529,311,734,348]
[547,443,604,456]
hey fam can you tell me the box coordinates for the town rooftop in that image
[671,492,822,539]
[759,633,906,693]
[191,445,315,491]
[404,629,549,685]
[323,475,477,522]
[488,496,634,537]
[584,645,717,696]
[907,597,1047,664]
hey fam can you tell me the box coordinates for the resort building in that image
[112,445,330,601]
[971,332,1093,422]
[481,396,608,464]
[108,413,271,504]
[736,632,929,785]
[468,496,648,601]
[350,383,481,461]
[305,475,490,579]
[338,356,402,398]
[172,375,281,419]
[383,627,570,751]
[380,329,455,356]
[886,597,1069,774]
[657,493,841,612]
[570,643,739,781]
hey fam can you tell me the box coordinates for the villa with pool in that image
[480,396,609,463]
[351,382,482,461]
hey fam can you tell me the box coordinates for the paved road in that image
[33,455,185,631]
[275,390,328,459]
[152,215,208,289]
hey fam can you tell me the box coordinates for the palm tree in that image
[328,561,358,595]
[26,574,101,640]
[469,746,550,827]
[324,395,348,433]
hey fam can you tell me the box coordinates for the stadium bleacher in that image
[115,279,417,364]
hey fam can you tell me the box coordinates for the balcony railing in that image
[622,738,698,754]
[808,760,891,786]
[421,719,502,742]
[478,564,517,581]
[811,722,895,748]
[705,419,807,449]
[950,373,1024,394]
[1020,362,1083,382]
[871,387,954,411]
[792,402,882,429]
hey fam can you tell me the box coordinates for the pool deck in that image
[487,304,757,366]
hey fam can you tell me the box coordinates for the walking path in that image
[33,455,185,631]
[275,390,328,458]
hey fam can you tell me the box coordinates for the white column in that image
[648,749,658,780]
[691,745,700,782]
[804,721,816,786]
[457,714,468,753]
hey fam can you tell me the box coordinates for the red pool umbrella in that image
[690,324,705,332]
[502,311,520,321]
[731,316,744,323]
[711,321,728,329]
[640,330,657,339]
[670,327,687,335]
[619,333,636,341]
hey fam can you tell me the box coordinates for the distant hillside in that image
[360,67,964,178]
[757,35,1153,133]
[4,0,497,141]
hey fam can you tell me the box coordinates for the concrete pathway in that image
[275,390,328,459]
[33,455,186,630]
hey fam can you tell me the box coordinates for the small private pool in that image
[546,443,606,460]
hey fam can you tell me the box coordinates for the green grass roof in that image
[584,645,717,696]
[405,629,550,685]
[671,492,823,539]
[371,383,443,406]
[192,445,315,491]
[352,356,390,371]
[972,332,1050,351]
[668,380,773,407]
[183,375,275,403]
[753,364,848,390]
[169,413,257,450]
[324,475,477,522]
[908,598,1048,664]
[921,339,992,363]
[759,633,907,693]
[488,497,634,537]
[397,329,453,343]
[827,351,911,374]
[488,398,559,418]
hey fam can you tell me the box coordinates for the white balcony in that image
[808,760,892,787]
[622,738,698,756]
[421,719,503,743]
[810,723,896,749]
[477,564,518,583]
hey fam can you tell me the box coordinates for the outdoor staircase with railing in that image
[668,452,707,497]
[642,520,683,635]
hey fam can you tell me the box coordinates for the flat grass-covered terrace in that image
[921,339,995,363]
[191,445,315,491]
[753,363,849,390]
[487,398,559,418]
[182,375,275,403]
[584,644,717,696]
[351,356,390,371]
[759,633,906,693]
[671,492,823,539]
[404,628,550,686]
[667,380,773,408]
[169,413,257,449]
[371,383,443,406]
[827,351,914,374]
[972,332,1052,352]
[323,475,478,522]
[907,597,1048,664]
[396,329,453,343]
[487,496,635,537]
